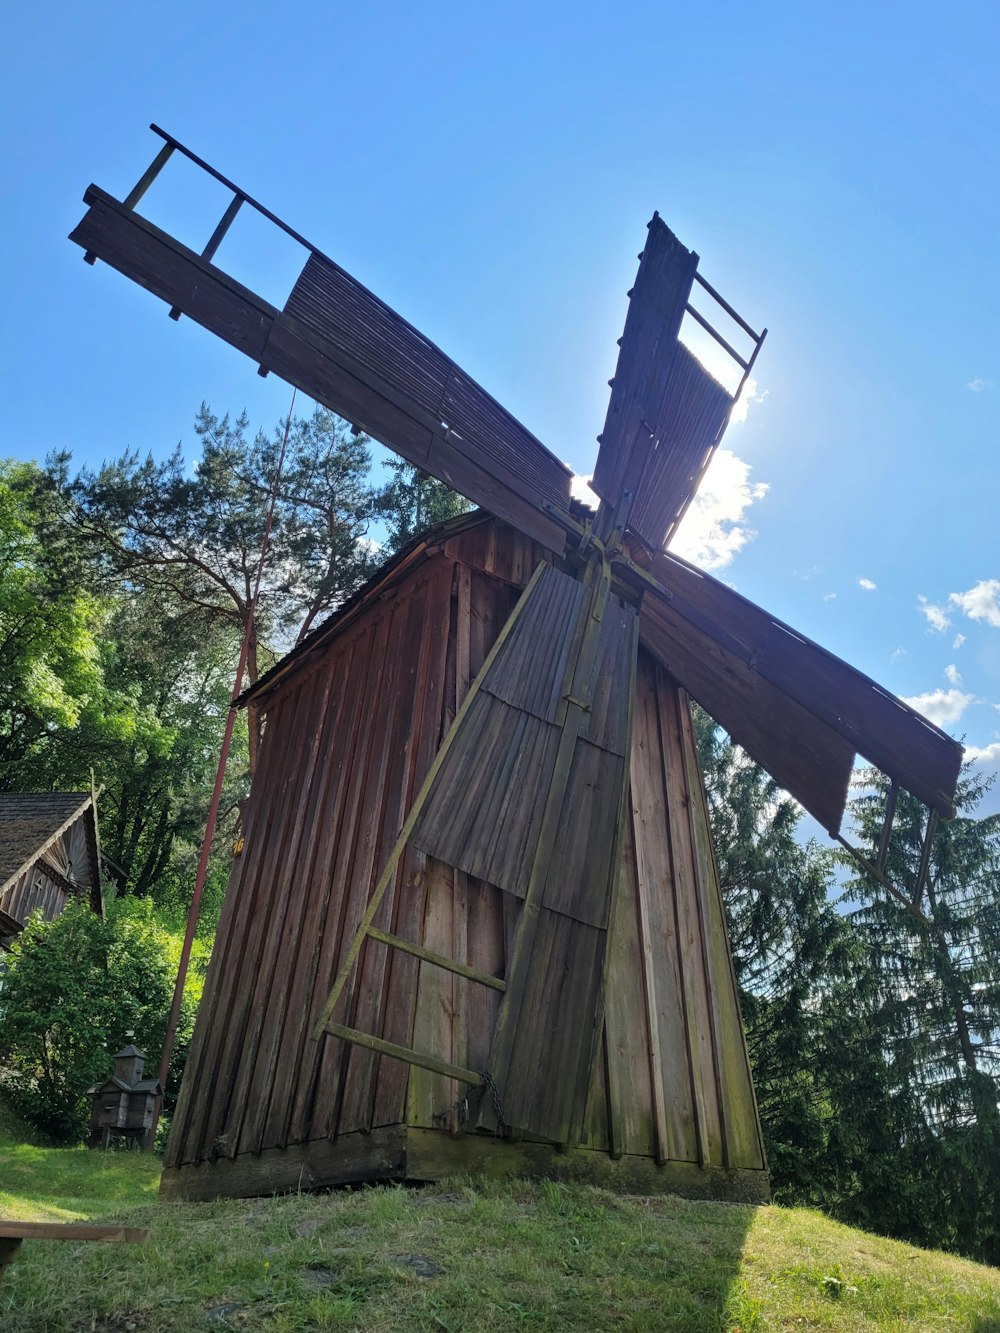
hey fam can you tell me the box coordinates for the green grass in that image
[1,1142,999,1331]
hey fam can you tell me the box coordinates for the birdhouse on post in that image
[87,1039,162,1150]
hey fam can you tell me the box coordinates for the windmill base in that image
[159,1124,770,1204]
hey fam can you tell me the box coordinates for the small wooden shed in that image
[0,792,103,949]
[163,513,767,1203]
[87,1044,162,1150]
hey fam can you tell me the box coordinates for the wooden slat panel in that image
[582,596,638,755]
[372,569,456,1129]
[489,907,606,1143]
[412,694,559,895]
[592,216,698,510]
[413,565,637,910]
[640,589,855,835]
[258,637,360,1149]
[641,551,963,819]
[627,346,733,551]
[287,255,571,511]
[339,575,448,1135]
[276,625,386,1146]
[407,858,459,1129]
[260,317,568,554]
[322,600,412,1138]
[480,564,586,722]
[214,680,312,1157]
[280,254,572,550]
[540,741,626,929]
[296,608,397,1142]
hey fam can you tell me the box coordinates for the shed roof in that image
[0,792,102,911]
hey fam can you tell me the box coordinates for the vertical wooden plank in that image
[677,691,766,1171]
[655,667,723,1167]
[580,1031,611,1152]
[628,652,697,1164]
[603,802,656,1160]
[346,563,454,1132]
[406,857,458,1128]
[372,561,455,1127]
[463,873,506,1077]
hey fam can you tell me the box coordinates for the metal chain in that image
[434,1069,507,1134]
[481,1069,507,1133]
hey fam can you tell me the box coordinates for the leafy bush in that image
[0,897,204,1142]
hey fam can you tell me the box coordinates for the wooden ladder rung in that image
[365,926,507,992]
[323,1022,484,1087]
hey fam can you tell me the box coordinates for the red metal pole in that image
[151,392,297,1141]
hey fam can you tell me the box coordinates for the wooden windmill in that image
[71,128,963,1202]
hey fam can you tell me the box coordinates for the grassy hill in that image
[1,1131,999,1331]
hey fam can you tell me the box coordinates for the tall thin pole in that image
[151,391,297,1141]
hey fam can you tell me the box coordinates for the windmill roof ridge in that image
[240,509,495,707]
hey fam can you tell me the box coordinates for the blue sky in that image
[3,2,999,812]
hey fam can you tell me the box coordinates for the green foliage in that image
[0,899,203,1142]
[697,705,1000,1264]
[0,462,105,787]
[375,456,471,552]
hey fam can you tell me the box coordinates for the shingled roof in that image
[0,792,102,909]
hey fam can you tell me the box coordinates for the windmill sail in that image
[591,214,765,551]
[70,183,572,554]
[635,549,964,829]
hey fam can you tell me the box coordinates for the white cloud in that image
[858,577,877,591]
[945,663,962,686]
[668,448,769,571]
[728,376,769,426]
[949,579,1000,628]
[966,377,995,393]
[570,473,599,507]
[918,595,951,632]
[823,592,837,601]
[964,741,1000,764]
[680,316,768,424]
[891,646,907,661]
[901,687,974,727]
[953,633,967,650]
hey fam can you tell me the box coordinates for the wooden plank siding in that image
[0,865,69,932]
[164,515,765,1197]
